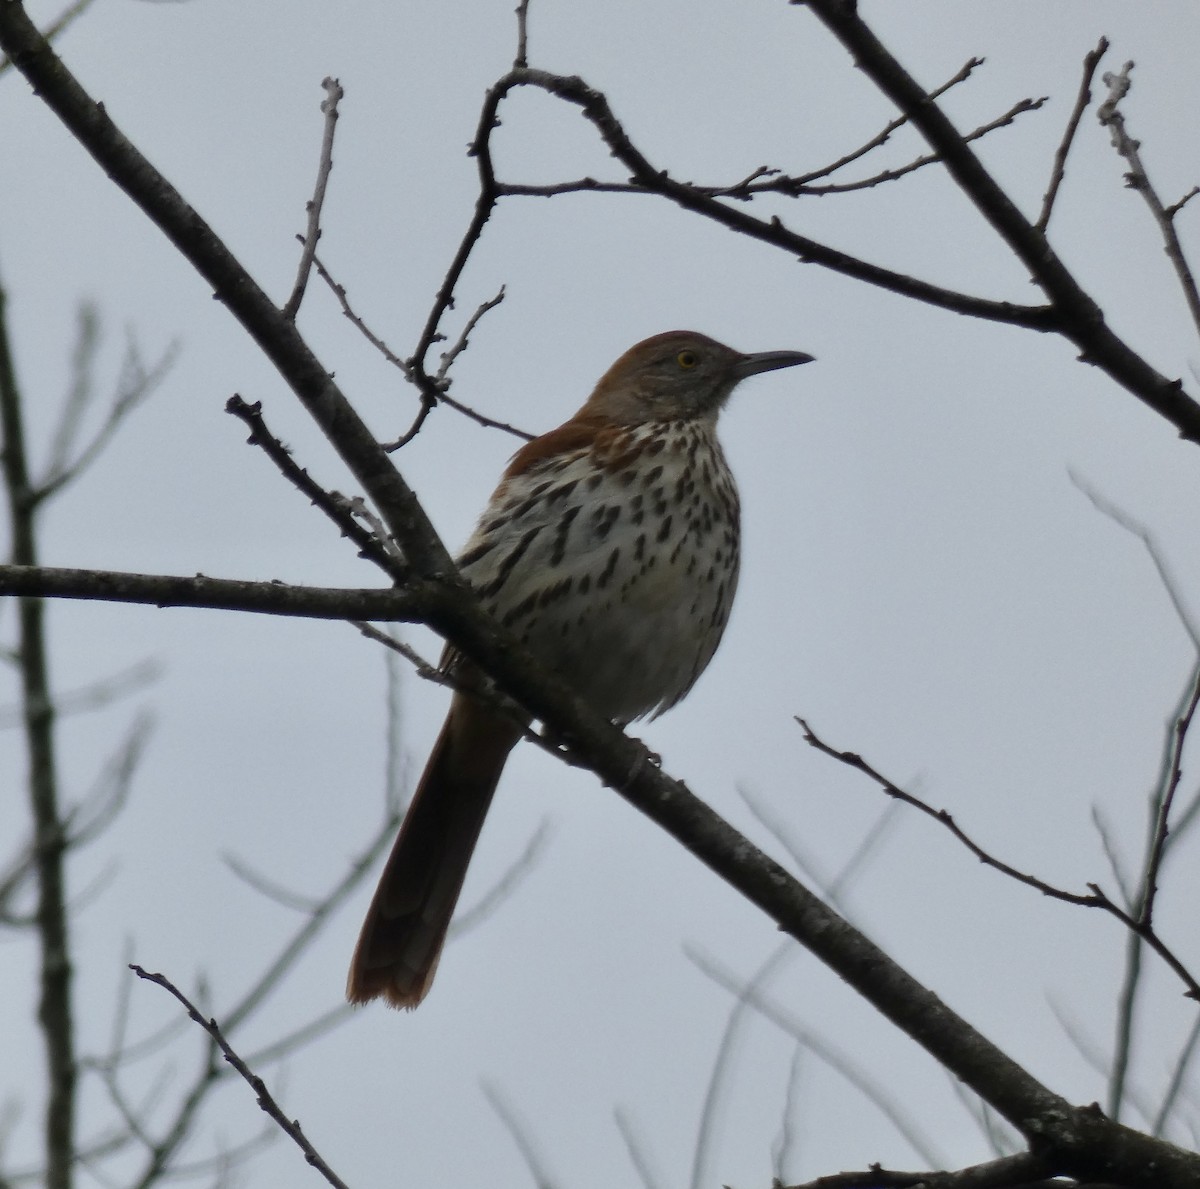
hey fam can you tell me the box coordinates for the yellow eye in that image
[676,350,699,369]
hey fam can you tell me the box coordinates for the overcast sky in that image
[3,2,1200,1186]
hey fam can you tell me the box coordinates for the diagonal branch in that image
[128,967,350,1189]
[1036,38,1109,232]
[797,717,1200,1003]
[796,0,1200,441]
[1097,62,1200,341]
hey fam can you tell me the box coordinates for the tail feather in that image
[347,693,521,1008]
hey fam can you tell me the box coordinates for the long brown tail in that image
[346,692,522,1008]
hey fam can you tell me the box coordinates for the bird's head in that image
[582,330,814,424]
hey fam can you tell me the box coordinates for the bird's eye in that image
[676,350,699,369]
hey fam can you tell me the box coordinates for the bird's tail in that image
[347,692,522,1008]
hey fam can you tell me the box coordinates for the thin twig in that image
[714,95,1048,198]
[128,966,351,1189]
[612,1108,665,1189]
[1154,1010,1200,1137]
[0,0,96,76]
[771,1042,806,1181]
[310,255,534,444]
[1141,658,1200,929]
[0,658,160,729]
[496,96,1048,202]
[797,717,1200,1001]
[1070,469,1200,647]
[482,1081,558,1189]
[222,854,322,913]
[387,287,528,450]
[283,77,343,321]
[1097,61,1200,339]
[687,945,945,1166]
[37,331,179,505]
[476,69,1060,331]
[794,56,985,184]
[225,394,407,579]
[513,0,530,69]
[435,286,506,386]
[1037,38,1109,232]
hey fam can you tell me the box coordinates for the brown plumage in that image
[347,330,813,1008]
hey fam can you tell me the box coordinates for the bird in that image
[346,329,814,1008]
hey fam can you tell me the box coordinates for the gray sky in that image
[3,2,1200,1185]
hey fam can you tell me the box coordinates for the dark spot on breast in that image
[458,538,498,568]
[549,505,582,566]
[591,504,620,541]
[597,547,620,589]
[476,525,543,598]
[501,590,540,626]
[538,576,574,607]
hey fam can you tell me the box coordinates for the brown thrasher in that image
[347,330,813,1008]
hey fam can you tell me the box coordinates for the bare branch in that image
[1037,38,1109,232]
[435,286,505,386]
[794,55,986,184]
[128,966,351,1189]
[0,563,430,622]
[1155,1011,1200,1138]
[482,1081,559,1189]
[282,77,343,321]
[707,94,1048,198]
[0,269,76,1189]
[310,255,534,444]
[1097,61,1200,339]
[37,329,179,504]
[449,817,551,937]
[225,394,407,579]
[42,299,99,482]
[0,659,160,729]
[0,0,96,77]
[771,1042,806,1181]
[687,945,946,1166]
[782,1153,1077,1189]
[513,0,530,69]
[797,717,1200,1001]
[5,12,1200,1180]
[221,854,322,913]
[476,70,1057,332]
[1140,658,1200,930]
[612,1108,665,1189]
[64,710,151,849]
[801,0,1200,442]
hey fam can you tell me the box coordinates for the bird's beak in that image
[731,349,816,380]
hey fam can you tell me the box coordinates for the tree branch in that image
[796,0,1200,443]
[4,9,1200,1183]
[128,967,350,1189]
[282,77,343,322]
[0,564,431,621]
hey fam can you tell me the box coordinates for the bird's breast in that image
[456,420,741,723]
